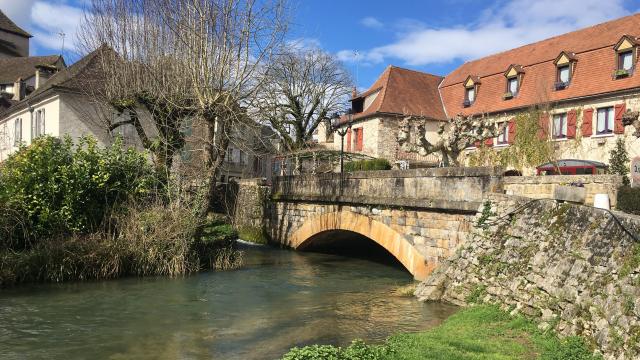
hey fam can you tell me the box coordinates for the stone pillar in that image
[233,178,271,244]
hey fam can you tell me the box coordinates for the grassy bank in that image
[282,305,601,360]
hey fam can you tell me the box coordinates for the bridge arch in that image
[287,211,430,280]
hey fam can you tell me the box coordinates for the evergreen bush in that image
[609,137,630,186]
[343,158,391,172]
[617,186,640,215]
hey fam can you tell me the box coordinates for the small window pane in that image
[508,78,518,93]
[553,114,567,138]
[559,66,570,82]
[467,88,475,102]
[621,51,633,70]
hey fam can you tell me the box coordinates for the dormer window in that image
[463,75,480,107]
[503,65,523,100]
[553,51,577,90]
[466,87,475,103]
[619,51,633,71]
[613,35,637,79]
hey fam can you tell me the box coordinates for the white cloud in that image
[30,1,85,55]
[360,16,383,29]
[0,0,36,28]
[286,37,322,51]
[339,0,631,66]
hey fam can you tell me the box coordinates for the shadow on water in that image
[298,230,408,272]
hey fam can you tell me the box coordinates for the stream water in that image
[0,243,457,360]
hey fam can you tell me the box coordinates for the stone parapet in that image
[504,174,623,207]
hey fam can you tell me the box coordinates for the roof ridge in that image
[459,13,640,69]
[388,65,444,78]
[0,10,32,38]
[375,65,394,113]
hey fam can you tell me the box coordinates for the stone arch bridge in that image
[263,167,504,280]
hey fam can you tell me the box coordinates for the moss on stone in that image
[237,226,269,244]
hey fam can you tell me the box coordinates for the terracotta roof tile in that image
[346,65,446,122]
[440,13,640,116]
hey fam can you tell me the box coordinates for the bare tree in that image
[80,0,289,216]
[79,0,195,177]
[256,47,352,151]
[397,114,506,167]
[157,0,288,216]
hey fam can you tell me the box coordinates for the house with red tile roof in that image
[439,12,640,174]
[316,65,446,166]
[330,13,640,174]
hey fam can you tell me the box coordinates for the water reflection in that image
[0,245,457,360]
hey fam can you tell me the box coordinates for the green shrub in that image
[0,136,157,248]
[282,340,389,360]
[617,186,640,215]
[609,138,630,186]
[343,158,391,172]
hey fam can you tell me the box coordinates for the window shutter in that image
[582,108,593,137]
[357,128,363,151]
[484,138,493,147]
[537,113,549,140]
[346,128,352,151]
[508,120,516,144]
[614,103,626,134]
[566,110,577,138]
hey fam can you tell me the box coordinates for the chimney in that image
[35,65,53,90]
[352,87,358,98]
[12,78,26,101]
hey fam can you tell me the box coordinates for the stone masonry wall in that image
[504,174,623,207]
[417,194,640,359]
[271,201,475,277]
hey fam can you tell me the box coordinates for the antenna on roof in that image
[354,50,360,89]
[58,31,66,57]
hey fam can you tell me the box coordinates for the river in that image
[0,243,457,360]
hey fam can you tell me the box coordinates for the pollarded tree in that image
[397,114,506,167]
[256,47,352,151]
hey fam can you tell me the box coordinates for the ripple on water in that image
[0,246,458,360]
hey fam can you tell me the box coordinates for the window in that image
[552,113,567,139]
[558,65,570,84]
[596,107,614,135]
[507,78,518,95]
[619,50,634,71]
[353,127,363,151]
[226,147,233,162]
[466,87,475,103]
[33,109,45,139]
[496,122,508,145]
[14,118,22,146]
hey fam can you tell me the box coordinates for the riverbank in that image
[282,305,600,360]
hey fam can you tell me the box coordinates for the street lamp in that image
[333,110,352,195]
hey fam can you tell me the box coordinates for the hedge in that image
[344,158,391,172]
[617,186,640,215]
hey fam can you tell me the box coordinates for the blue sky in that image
[2,0,640,89]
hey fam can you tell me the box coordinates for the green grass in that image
[282,305,601,360]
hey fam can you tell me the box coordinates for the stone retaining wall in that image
[503,174,623,207]
[416,194,640,359]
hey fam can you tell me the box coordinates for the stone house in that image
[330,13,640,174]
[317,65,446,167]
[0,46,148,162]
